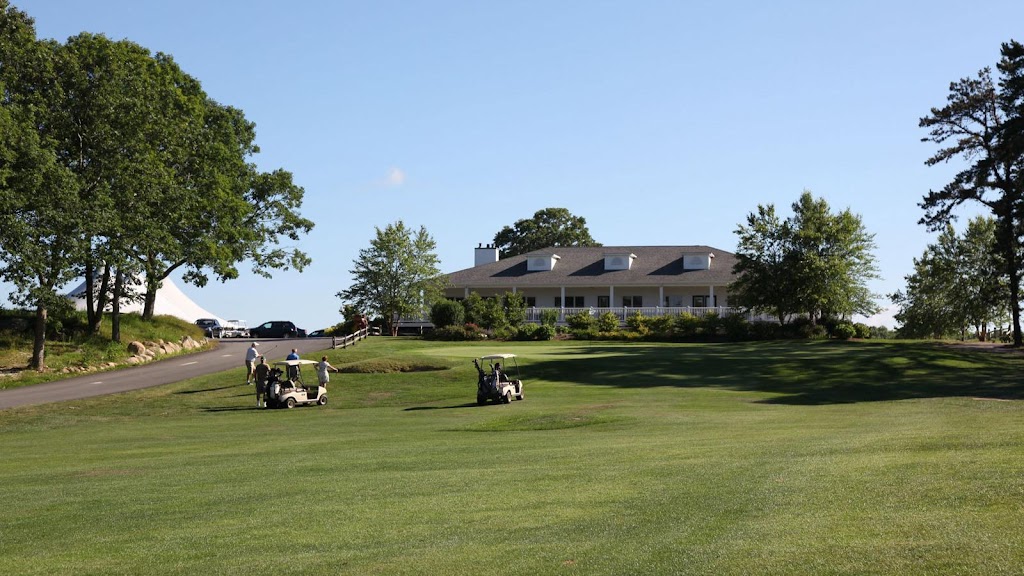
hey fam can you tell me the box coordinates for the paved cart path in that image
[0,338,334,410]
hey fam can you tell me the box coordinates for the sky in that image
[5,0,1024,331]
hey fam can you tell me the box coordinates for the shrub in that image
[674,312,701,338]
[853,322,871,339]
[512,324,555,341]
[539,309,559,327]
[833,322,857,340]
[565,311,595,330]
[647,315,675,338]
[570,327,600,340]
[534,324,556,341]
[427,323,484,341]
[480,297,507,330]
[722,314,750,341]
[596,311,620,332]
[503,292,527,328]
[625,312,649,334]
[462,292,486,326]
[700,312,722,336]
[749,321,780,340]
[429,299,464,329]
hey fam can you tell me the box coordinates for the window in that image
[555,296,585,308]
[597,295,610,308]
[692,295,718,307]
[525,297,536,307]
[664,295,685,307]
[622,295,642,307]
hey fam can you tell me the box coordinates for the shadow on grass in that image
[527,340,1024,405]
[404,402,481,411]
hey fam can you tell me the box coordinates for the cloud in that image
[383,167,406,188]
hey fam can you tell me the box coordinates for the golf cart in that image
[265,359,327,409]
[473,353,524,405]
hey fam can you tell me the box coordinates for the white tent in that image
[66,277,223,324]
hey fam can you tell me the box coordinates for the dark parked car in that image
[195,318,222,338]
[249,321,306,339]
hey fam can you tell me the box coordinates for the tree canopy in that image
[337,221,446,336]
[730,191,880,324]
[0,2,313,368]
[919,39,1024,345]
[492,207,600,258]
[892,217,1008,340]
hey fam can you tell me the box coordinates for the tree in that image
[892,217,1008,339]
[0,2,81,370]
[730,191,880,325]
[729,204,800,324]
[919,40,1024,345]
[337,221,446,336]
[492,207,600,258]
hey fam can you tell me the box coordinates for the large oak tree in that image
[492,207,600,258]
[731,191,879,325]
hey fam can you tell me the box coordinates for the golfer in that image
[244,342,260,385]
[253,356,270,408]
[316,356,338,388]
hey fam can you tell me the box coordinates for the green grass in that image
[1,338,1022,575]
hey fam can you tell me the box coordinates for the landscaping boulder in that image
[127,341,146,355]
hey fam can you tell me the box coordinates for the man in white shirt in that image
[245,343,260,385]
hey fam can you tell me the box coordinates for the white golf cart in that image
[472,353,525,405]
[265,359,327,409]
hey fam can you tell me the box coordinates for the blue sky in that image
[6,0,1023,330]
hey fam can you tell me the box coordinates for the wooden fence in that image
[331,327,370,349]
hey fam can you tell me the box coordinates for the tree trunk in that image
[142,278,158,320]
[1007,229,1022,347]
[30,304,47,371]
[112,269,123,343]
[86,263,111,334]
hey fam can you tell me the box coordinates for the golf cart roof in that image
[481,353,516,360]
[273,359,318,367]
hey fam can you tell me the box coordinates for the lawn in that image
[0,338,1021,575]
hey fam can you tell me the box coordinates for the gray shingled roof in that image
[446,246,738,287]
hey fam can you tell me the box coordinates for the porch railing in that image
[399,307,778,326]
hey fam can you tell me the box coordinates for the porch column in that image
[560,286,565,308]
[511,286,517,293]
[609,285,615,306]
[709,285,715,308]
[659,286,664,307]
[464,288,469,298]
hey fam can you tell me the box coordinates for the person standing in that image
[254,356,270,408]
[316,356,338,389]
[244,343,260,385]
[286,348,299,381]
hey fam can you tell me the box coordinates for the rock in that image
[127,341,146,355]
[126,356,141,365]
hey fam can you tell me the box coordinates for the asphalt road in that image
[0,338,334,410]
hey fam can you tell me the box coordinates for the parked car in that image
[219,319,249,338]
[307,329,327,338]
[249,320,306,339]
[195,318,222,338]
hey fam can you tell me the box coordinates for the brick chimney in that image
[474,243,499,266]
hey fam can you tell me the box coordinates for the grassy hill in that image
[0,312,206,389]
[0,338,1021,575]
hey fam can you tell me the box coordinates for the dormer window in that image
[603,252,637,271]
[683,253,714,270]
[527,254,560,271]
